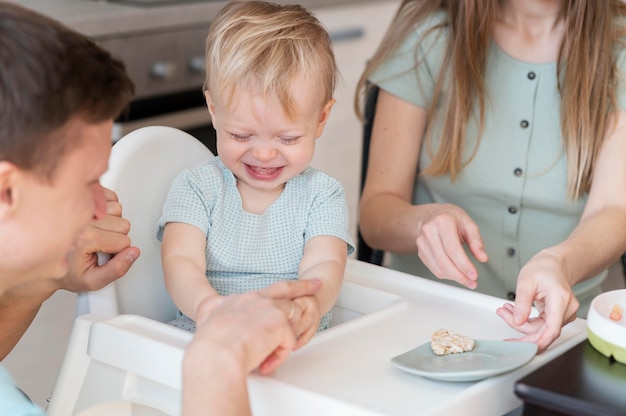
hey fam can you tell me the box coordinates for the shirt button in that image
[520,120,529,128]
[507,292,516,301]
[514,168,523,176]
[527,71,536,80]
[507,247,516,257]
[508,206,518,214]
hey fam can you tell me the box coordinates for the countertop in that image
[8,0,393,38]
[515,340,626,416]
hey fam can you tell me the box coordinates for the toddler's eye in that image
[280,137,300,144]
[229,133,250,141]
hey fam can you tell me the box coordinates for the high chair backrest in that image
[357,85,385,266]
[76,126,214,322]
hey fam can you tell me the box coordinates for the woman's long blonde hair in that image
[356,0,626,199]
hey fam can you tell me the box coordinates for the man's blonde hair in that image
[204,1,336,118]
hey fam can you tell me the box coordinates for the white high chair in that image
[48,126,213,416]
[75,125,214,322]
[47,314,191,416]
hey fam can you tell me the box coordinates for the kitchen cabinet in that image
[309,1,400,250]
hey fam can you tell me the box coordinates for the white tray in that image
[249,259,587,416]
[49,259,586,416]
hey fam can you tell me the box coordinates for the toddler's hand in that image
[195,294,224,323]
[290,296,321,350]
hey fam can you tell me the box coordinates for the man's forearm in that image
[0,281,57,360]
[183,342,251,416]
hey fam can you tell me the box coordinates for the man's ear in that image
[315,98,336,138]
[0,161,18,220]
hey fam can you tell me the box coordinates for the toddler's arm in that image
[161,222,218,321]
[292,235,347,348]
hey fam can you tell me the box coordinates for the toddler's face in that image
[207,78,334,197]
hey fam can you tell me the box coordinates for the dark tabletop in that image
[514,340,626,416]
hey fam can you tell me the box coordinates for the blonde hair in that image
[205,0,336,118]
[357,0,626,199]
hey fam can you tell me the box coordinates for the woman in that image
[357,0,626,351]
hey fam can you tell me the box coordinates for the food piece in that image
[431,329,475,356]
[609,304,623,322]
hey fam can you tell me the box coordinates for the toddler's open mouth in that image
[245,164,283,180]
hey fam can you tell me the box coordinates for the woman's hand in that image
[415,203,488,289]
[496,249,579,352]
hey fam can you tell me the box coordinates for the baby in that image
[157,0,354,349]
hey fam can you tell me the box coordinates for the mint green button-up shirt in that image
[370,11,625,314]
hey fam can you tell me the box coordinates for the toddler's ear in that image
[316,98,336,137]
[204,90,216,118]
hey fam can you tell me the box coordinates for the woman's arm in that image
[359,89,487,287]
[161,222,218,321]
[557,111,626,279]
[499,111,626,352]
[359,89,427,252]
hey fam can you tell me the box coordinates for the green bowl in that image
[587,290,626,364]
[587,328,626,364]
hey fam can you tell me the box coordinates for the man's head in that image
[0,2,134,180]
[0,3,134,286]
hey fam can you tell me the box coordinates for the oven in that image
[96,22,217,154]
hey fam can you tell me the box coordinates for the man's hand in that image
[58,187,139,293]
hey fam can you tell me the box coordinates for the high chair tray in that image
[49,260,587,416]
[247,259,587,416]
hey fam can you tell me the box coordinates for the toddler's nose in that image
[252,143,278,161]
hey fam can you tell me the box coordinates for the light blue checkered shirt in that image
[157,157,354,330]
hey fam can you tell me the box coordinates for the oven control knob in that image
[151,62,177,80]
[188,56,205,75]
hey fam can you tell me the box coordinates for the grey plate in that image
[391,340,538,382]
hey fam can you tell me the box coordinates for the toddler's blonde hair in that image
[204,0,336,118]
